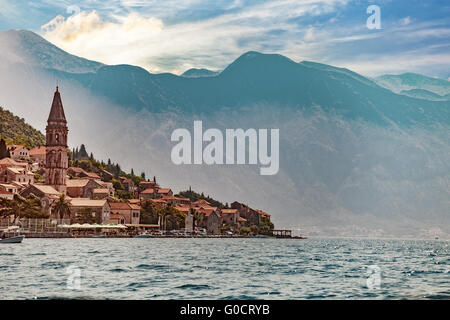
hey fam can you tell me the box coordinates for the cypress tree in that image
[0,138,9,159]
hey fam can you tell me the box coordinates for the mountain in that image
[375,73,450,97]
[45,50,449,126]
[181,68,220,78]
[0,106,45,148]
[0,30,449,238]
[0,29,102,73]
[399,89,449,101]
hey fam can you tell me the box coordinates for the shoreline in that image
[4,232,306,239]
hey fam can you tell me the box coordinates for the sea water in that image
[0,238,448,299]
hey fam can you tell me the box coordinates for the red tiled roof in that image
[29,146,46,155]
[109,202,132,210]
[68,167,86,173]
[129,204,141,210]
[7,145,27,151]
[221,209,238,214]
[85,172,100,179]
[157,188,172,194]
[175,206,190,213]
[140,181,156,186]
[193,199,210,206]
[140,188,154,194]
[110,213,125,220]
[255,209,271,217]
[0,188,12,195]
[93,188,109,194]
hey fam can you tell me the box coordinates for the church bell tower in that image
[45,86,68,194]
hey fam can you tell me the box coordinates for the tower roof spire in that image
[47,86,66,122]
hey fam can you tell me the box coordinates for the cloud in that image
[40,1,349,73]
[36,0,450,78]
[400,16,412,25]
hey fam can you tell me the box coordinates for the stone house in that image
[231,201,262,227]
[20,184,61,214]
[67,167,100,180]
[139,180,159,192]
[0,188,13,200]
[197,207,221,235]
[29,146,46,165]
[0,158,28,171]
[69,198,110,224]
[156,188,173,198]
[0,167,34,184]
[0,183,19,194]
[119,177,136,193]
[139,188,155,200]
[109,213,126,225]
[161,195,191,206]
[66,178,103,199]
[7,145,29,160]
[92,188,110,199]
[109,202,141,225]
[221,208,240,228]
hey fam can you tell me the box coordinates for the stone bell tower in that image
[45,86,68,194]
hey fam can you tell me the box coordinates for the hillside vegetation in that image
[0,106,45,148]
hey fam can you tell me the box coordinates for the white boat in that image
[0,235,24,244]
[134,233,152,238]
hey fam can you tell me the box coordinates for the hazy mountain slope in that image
[0,29,103,73]
[48,51,449,127]
[375,73,450,96]
[399,89,448,101]
[181,68,220,78]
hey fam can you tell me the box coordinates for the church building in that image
[45,86,68,194]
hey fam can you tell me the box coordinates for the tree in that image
[52,194,71,222]
[78,144,89,159]
[192,210,204,231]
[0,194,45,223]
[0,138,10,159]
[140,201,160,224]
[140,172,145,180]
[131,168,134,176]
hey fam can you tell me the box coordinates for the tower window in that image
[55,134,59,142]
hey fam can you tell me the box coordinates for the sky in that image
[0,0,449,78]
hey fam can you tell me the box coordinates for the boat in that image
[0,235,25,244]
[92,234,107,238]
[134,233,152,238]
[0,227,24,243]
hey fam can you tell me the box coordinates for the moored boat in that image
[134,233,152,238]
[0,235,25,243]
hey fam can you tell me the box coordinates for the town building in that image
[109,202,140,225]
[20,184,61,214]
[29,146,46,165]
[66,178,103,199]
[69,198,111,224]
[67,167,101,180]
[7,145,29,160]
[231,201,262,227]
[0,188,13,200]
[221,208,240,227]
[0,166,34,184]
